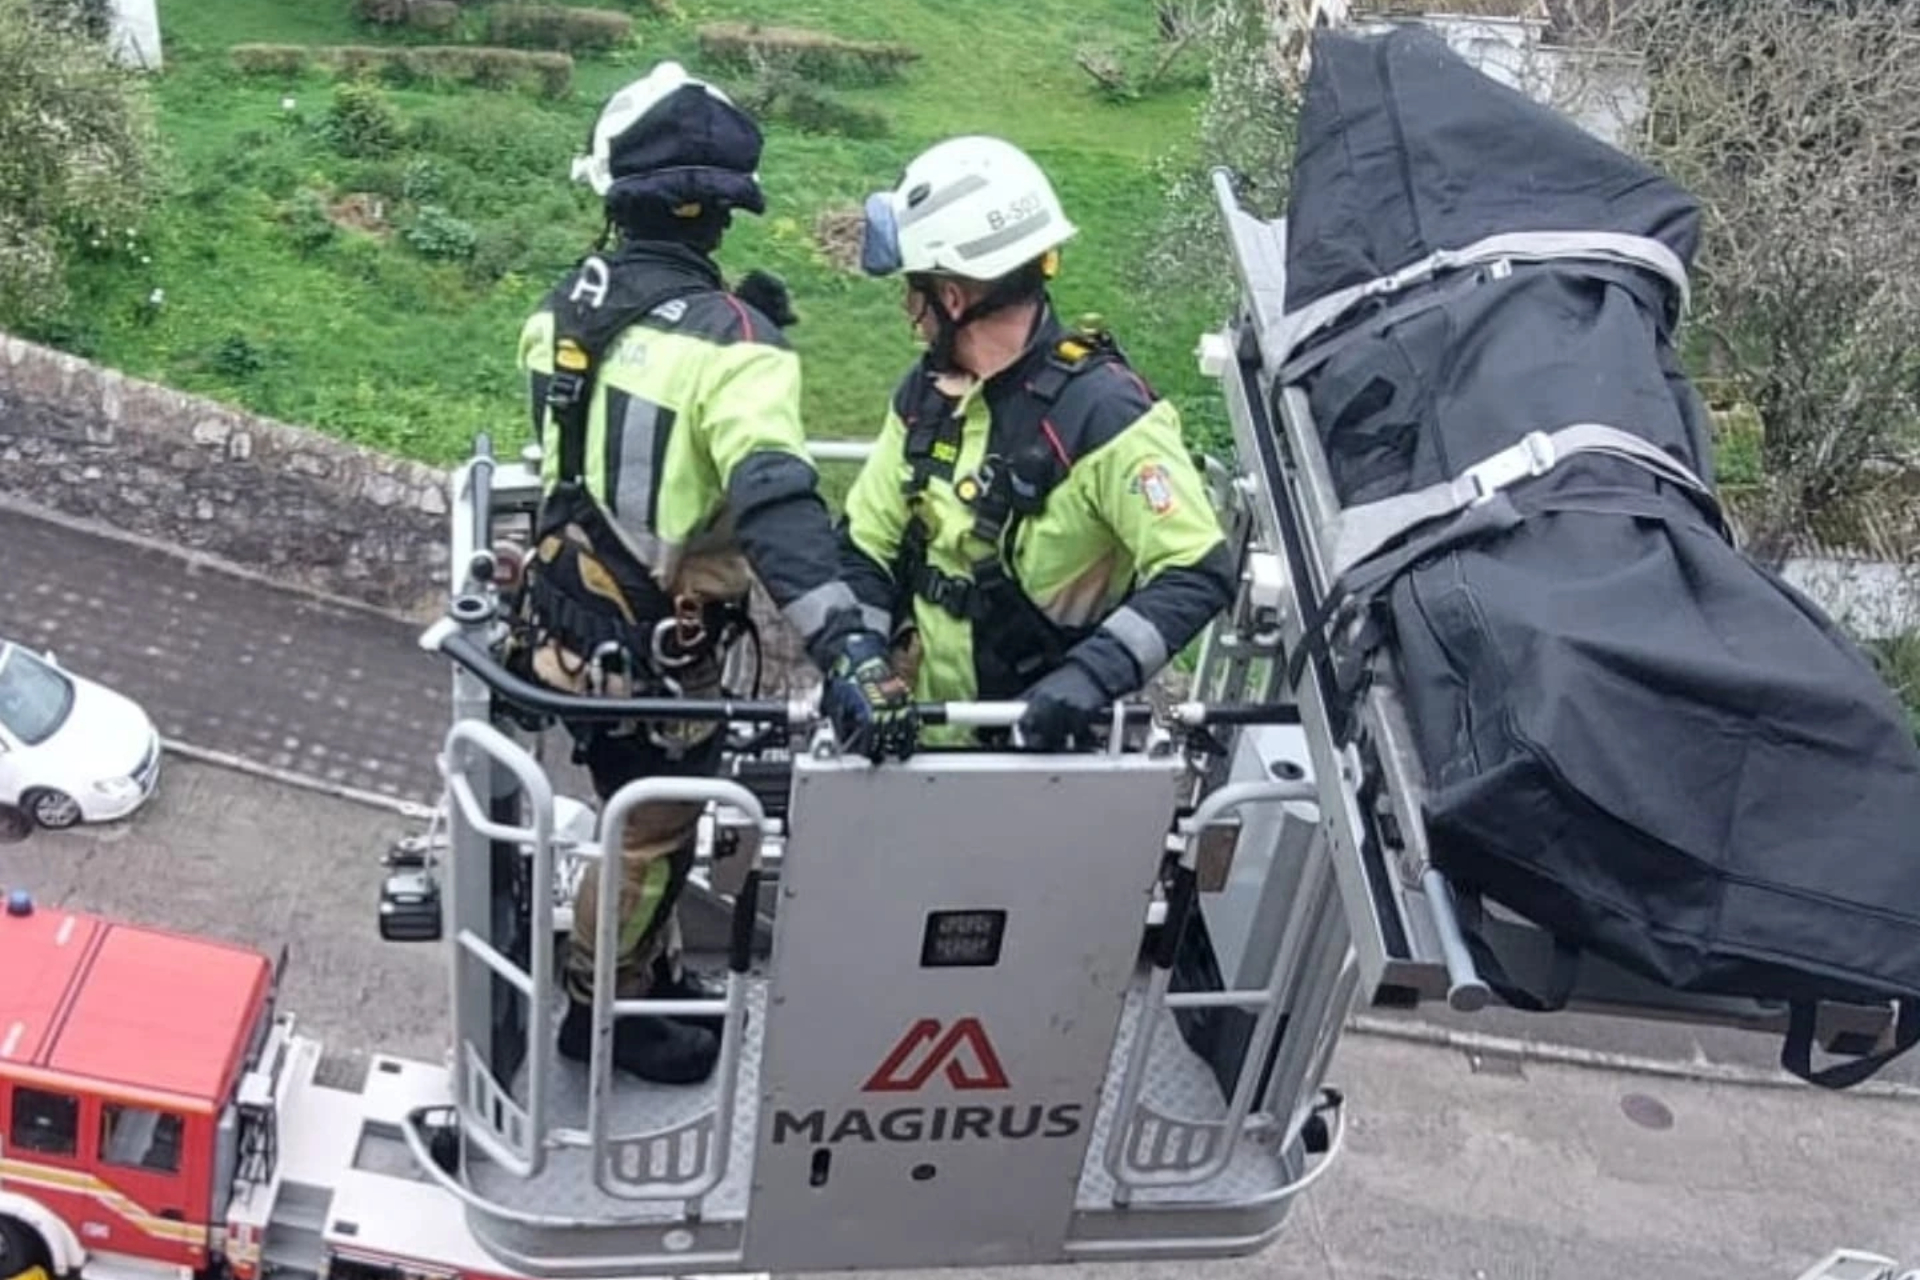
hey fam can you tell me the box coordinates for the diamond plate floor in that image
[464,982,766,1224]
[1075,980,1291,1208]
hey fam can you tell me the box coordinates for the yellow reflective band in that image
[0,1157,209,1245]
[620,856,673,955]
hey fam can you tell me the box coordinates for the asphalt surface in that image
[2,759,1914,1280]
[2,500,1917,1089]
[0,758,447,1063]
[0,502,448,805]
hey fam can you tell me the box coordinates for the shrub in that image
[406,0,460,34]
[231,43,310,75]
[487,5,633,53]
[468,221,530,283]
[401,155,445,203]
[209,332,268,380]
[282,187,337,254]
[28,0,108,39]
[343,157,410,200]
[322,78,404,158]
[16,311,100,359]
[1591,0,1920,560]
[405,204,477,260]
[307,45,574,98]
[738,76,887,139]
[1150,0,1300,303]
[354,0,456,26]
[0,0,160,330]
[407,97,577,185]
[355,0,410,23]
[695,21,918,88]
[1865,631,1920,744]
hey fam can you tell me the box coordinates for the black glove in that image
[1017,659,1114,751]
[735,269,797,327]
[821,631,918,762]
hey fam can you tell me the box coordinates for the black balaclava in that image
[604,194,733,254]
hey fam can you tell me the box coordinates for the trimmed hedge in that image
[231,43,309,75]
[406,0,461,33]
[487,4,633,52]
[695,21,918,88]
[229,44,575,98]
[738,81,888,139]
[355,0,462,31]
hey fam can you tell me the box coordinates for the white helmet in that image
[570,60,765,215]
[861,135,1077,282]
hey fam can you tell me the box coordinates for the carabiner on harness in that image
[651,603,713,671]
[584,640,630,696]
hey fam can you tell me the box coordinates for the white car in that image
[0,639,162,829]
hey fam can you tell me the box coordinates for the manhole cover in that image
[1620,1092,1674,1130]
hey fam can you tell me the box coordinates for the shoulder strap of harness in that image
[544,255,722,486]
[892,317,1137,694]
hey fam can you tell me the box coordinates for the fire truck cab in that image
[0,899,276,1280]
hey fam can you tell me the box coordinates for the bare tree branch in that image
[1576,0,1920,558]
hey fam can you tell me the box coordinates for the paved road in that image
[0,503,448,805]
[4,760,1914,1280]
[0,758,446,1063]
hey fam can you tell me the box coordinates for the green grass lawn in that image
[45,0,1231,476]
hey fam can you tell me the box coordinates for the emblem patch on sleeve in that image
[1133,461,1176,516]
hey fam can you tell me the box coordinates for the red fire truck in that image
[0,898,274,1280]
[0,884,665,1280]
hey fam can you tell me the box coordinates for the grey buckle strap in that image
[1276,229,1691,367]
[1327,423,1717,581]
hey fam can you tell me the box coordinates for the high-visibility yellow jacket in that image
[839,308,1234,703]
[517,241,874,668]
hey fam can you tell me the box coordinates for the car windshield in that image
[0,643,77,746]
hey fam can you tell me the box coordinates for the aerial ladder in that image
[369,169,1905,1280]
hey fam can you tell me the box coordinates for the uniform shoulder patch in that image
[1131,460,1177,517]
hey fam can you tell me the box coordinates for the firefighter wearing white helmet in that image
[508,60,917,1089]
[841,135,1234,749]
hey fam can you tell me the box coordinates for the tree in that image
[29,0,113,41]
[1149,0,1303,296]
[0,0,160,332]
[1587,0,1920,560]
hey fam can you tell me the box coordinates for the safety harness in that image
[512,249,753,706]
[890,319,1134,698]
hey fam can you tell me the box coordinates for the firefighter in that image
[512,61,917,1086]
[839,135,1235,749]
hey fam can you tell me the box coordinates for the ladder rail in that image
[438,719,558,1180]
[1102,780,1319,1202]
[1210,168,1491,1013]
[587,776,773,1208]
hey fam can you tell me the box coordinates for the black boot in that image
[649,955,733,1037]
[557,996,719,1086]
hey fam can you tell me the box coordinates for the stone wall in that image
[0,333,815,682]
[0,333,451,620]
